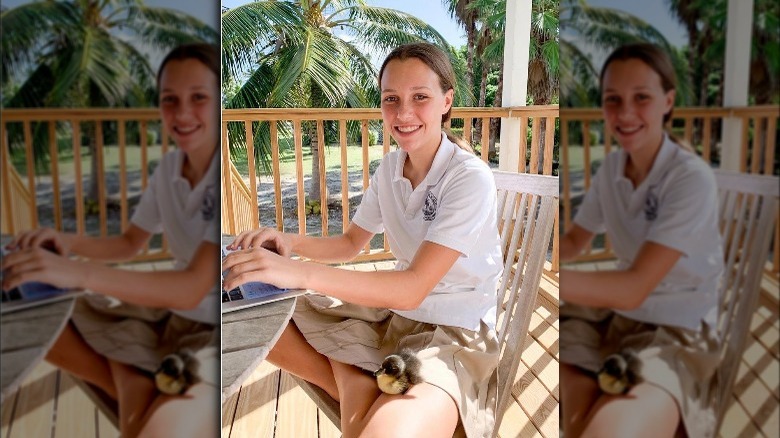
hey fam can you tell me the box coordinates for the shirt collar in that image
[173,148,219,191]
[614,133,678,187]
[392,133,456,187]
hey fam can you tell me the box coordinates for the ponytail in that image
[444,127,474,154]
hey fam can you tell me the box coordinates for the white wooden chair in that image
[293,170,559,436]
[712,170,779,434]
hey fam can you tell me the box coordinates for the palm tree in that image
[1,0,217,203]
[560,0,691,107]
[442,0,478,106]
[222,0,451,202]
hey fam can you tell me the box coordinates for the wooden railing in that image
[1,108,172,261]
[560,105,780,272]
[222,106,560,264]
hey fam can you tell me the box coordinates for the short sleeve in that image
[424,165,495,255]
[130,167,163,234]
[574,164,607,234]
[352,165,385,234]
[646,164,718,256]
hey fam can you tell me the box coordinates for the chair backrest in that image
[713,170,779,432]
[491,170,559,437]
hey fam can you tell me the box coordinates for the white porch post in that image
[720,0,754,171]
[498,0,532,171]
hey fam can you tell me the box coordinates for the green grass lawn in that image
[565,144,607,172]
[11,144,164,178]
[232,141,387,178]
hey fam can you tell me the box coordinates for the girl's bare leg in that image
[581,383,680,438]
[138,383,219,438]
[108,361,158,437]
[266,321,340,401]
[44,322,117,399]
[560,363,602,438]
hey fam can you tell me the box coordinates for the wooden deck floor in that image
[1,260,776,437]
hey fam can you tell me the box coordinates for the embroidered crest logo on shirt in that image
[423,191,438,221]
[202,184,216,221]
[644,186,658,221]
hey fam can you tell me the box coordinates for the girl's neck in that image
[403,136,440,190]
[182,146,216,187]
[625,134,664,187]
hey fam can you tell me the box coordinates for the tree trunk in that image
[474,61,489,153]
[307,122,324,203]
[489,67,504,158]
[86,123,100,204]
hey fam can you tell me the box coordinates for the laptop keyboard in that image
[222,287,244,303]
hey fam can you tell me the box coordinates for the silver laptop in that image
[1,248,83,314]
[221,245,306,313]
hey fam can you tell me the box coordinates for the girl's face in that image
[601,58,675,154]
[380,58,453,155]
[158,58,219,156]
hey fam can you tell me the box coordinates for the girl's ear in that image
[664,89,676,113]
[443,88,454,114]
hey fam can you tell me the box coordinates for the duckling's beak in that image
[373,368,383,377]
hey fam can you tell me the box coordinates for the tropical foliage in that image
[1,0,217,200]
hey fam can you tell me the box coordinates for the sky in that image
[588,0,687,47]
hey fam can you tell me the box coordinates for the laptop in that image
[221,245,306,313]
[1,248,84,314]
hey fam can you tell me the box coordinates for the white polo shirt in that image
[131,149,220,324]
[352,134,503,331]
[574,135,723,330]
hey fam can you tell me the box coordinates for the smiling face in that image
[158,58,219,157]
[380,58,453,155]
[601,58,675,155]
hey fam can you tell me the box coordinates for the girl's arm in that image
[560,224,595,263]
[2,241,220,310]
[223,240,461,310]
[228,223,375,264]
[9,225,151,262]
[560,241,682,310]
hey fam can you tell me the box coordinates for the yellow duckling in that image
[155,349,200,395]
[597,350,644,395]
[374,349,424,395]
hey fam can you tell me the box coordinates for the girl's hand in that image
[227,228,291,258]
[1,247,87,291]
[221,247,304,291]
[8,228,71,256]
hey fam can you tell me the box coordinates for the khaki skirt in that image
[71,294,219,386]
[559,303,721,438]
[293,294,500,438]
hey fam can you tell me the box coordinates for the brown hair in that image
[600,43,692,151]
[157,43,220,89]
[378,42,473,153]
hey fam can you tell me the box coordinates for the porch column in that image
[720,0,754,171]
[498,0,532,171]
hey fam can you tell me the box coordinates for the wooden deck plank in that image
[1,391,18,437]
[511,361,558,438]
[8,361,58,438]
[521,335,559,401]
[275,372,318,438]
[221,388,239,438]
[719,395,764,438]
[229,360,280,438]
[498,396,542,438]
[317,409,341,438]
[96,409,120,438]
[53,373,96,438]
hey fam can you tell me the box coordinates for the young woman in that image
[559,43,723,438]
[2,43,220,437]
[222,42,503,438]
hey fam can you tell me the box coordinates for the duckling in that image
[155,349,201,395]
[374,349,424,395]
[597,349,644,395]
